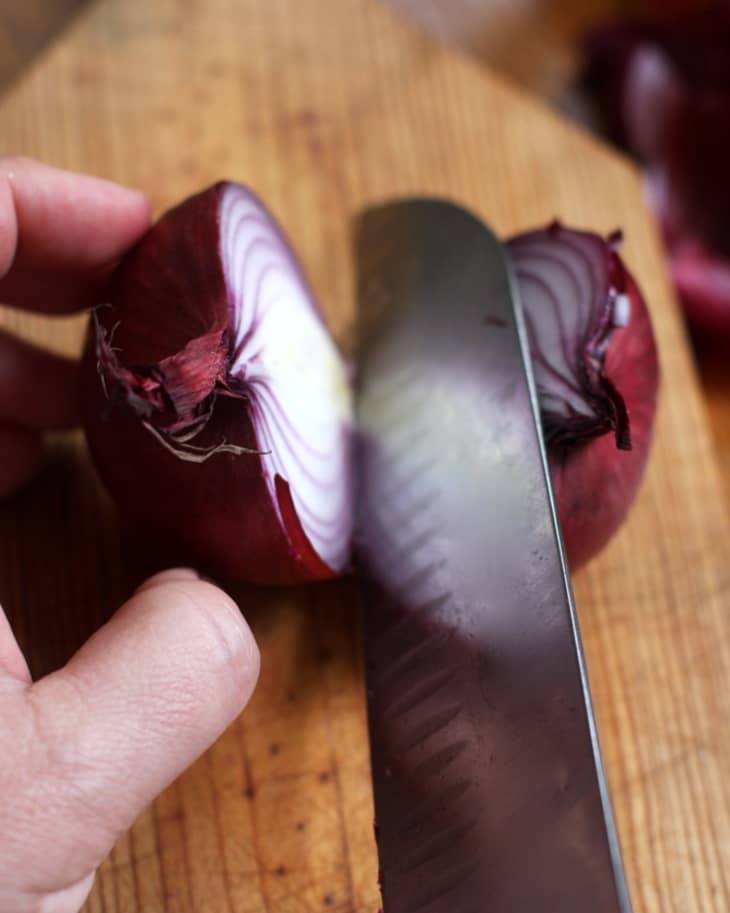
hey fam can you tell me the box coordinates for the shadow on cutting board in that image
[0,0,93,97]
[0,436,361,712]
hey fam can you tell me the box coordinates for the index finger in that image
[0,157,151,313]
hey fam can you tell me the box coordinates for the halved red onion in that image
[82,182,353,584]
[508,223,659,567]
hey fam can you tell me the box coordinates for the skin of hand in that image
[0,158,261,913]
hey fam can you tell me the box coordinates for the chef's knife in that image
[354,199,633,913]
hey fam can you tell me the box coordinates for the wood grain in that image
[0,0,729,911]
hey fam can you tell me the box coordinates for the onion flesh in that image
[82,182,353,584]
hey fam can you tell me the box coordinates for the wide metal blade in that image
[354,199,633,913]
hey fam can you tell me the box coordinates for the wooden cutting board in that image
[1,0,729,910]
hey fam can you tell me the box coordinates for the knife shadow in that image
[364,589,626,913]
[0,0,94,99]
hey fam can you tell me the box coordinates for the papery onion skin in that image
[82,182,353,584]
[508,224,659,568]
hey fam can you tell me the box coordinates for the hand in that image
[0,159,261,912]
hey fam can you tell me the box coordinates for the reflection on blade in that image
[355,200,633,913]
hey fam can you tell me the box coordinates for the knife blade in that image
[354,199,633,913]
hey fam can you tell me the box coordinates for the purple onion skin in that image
[549,273,658,568]
[583,5,730,335]
[508,224,659,568]
[82,183,351,584]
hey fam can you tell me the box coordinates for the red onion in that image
[82,183,657,580]
[508,223,659,568]
[82,182,353,584]
[583,5,730,335]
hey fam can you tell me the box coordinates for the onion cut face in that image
[82,183,353,584]
[508,223,659,568]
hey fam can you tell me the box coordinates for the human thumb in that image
[1,568,259,909]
